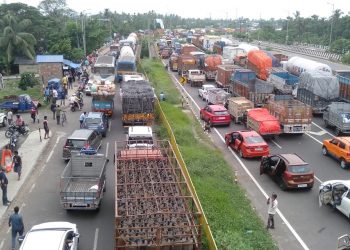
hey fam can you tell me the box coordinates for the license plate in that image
[255,148,263,151]
[298,184,307,188]
[218,117,225,120]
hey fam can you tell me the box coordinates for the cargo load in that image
[181,43,197,55]
[267,69,299,95]
[336,70,350,103]
[247,50,272,80]
[226,97,254,124]
[246,108,281,137]
[116,46,136,82]
[121,80,155,125]
[207,88,231,105]
[286,56,332,77]
[177,54,197,77]
[323,102,350,135]
[216,64,240,88]
[203,55,222,81]
[115,140,202,249]
[169,53,179,71]
[266,97,312,134]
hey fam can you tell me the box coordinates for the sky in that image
[4,0,350,20]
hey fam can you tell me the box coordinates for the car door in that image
[205,106,211,121]
[234,134,243,151]
[336,189,350,217]
[319,184,333,207]
[260,156,270,175]
[327,138,340,157]
[338,141,347,160]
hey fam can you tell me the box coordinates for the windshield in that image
[214,111,228,116]
[129,137,153,144]
[94,67,115,77]
[245,136,264,144]
[287,165,311,174]
[85,118,101,125]
[66,139,86,149]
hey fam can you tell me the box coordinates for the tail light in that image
[284,171,293,180]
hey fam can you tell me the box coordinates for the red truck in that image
[204,55,222,81]
[246,108,281,138]
[181,44,197,55]
[177,54,197,77]
[216,64,240,89]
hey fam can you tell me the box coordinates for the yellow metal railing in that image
[155,99,218,250]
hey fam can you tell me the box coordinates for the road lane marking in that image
[305,132,323,145]
[29,183,36,193]
[0,239,4,250]
[105,142,109,157]
[308,130,328,136]
[45,135,62,163]
[93,228,99,250]
[315,176,323,183]
[108,120,111,132]
[312,121,335,137]
[271,139,282,149]
[171,73,310,250]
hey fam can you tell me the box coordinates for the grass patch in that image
[140,58,277,250]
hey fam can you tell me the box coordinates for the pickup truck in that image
[323,102,350,135]
[226,97,254,124]
[0,94,40,112]
[60,153,108,210]
[246,108,281,138]
[198,84,216,101]
[92,96,115,117]
[187,69,205,87]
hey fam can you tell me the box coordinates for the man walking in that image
[56,105,61,125]
[79,111,86,128]
[9,206,24,250]
[267,193,278,229]
[13,151,22,181]
[43,116,50,139]
[0,168,11,206]
[50,102,56,120]
[7,110,13,125]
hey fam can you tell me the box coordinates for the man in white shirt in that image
[267,193,278,229]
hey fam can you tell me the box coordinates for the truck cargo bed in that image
[64,179,100,193]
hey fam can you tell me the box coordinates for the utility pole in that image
[75,19,80,49]
[81,14,86,56]
[327,2,335,47]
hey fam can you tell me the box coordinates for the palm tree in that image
[0,12,36,72]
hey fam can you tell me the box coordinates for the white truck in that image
[127,126,154,148]
[187,69,205,87]
[198,84,216,101]
[207,88,231,105]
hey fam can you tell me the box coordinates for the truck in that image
[0,94,40,112]
[116,46,136,82]
[229,69,274,107]
[187,69,205,87]
[169,53,179,71]
[121,80,155,126]
[126,126,154,148]
[177,54,197,77]
[92,95,114,117]
[92,55,116,83]
[323,102,350,135]
[180,43,197,55]
[336,70,350,103]
[286,56,332,77]
[246,108,281,137]
[216,64,239,89]
[266,96,312,134]
[115,140,202,249]
[204,55,222,81]
[297,71,340,114]
[267,69,299,95]
[60,153,108,210]
[226,97,254,124]
[247,50,272,81]
[207,88,231,105]
[233,43,259,67]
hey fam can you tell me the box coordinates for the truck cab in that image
[187,69,205,87]
[127,126,154,148]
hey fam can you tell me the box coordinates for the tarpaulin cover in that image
[247,50,272,80]
[264,51,281,67]
[299,71,339,99]
[248,108,281,134]
[205,55,222,71]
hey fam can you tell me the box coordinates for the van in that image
[62,129,102,160]
[127,126,154,148]
[82,112,109,137]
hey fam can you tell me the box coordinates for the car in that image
[19,221,79,250]
[260,153,314,190]
[62,129,102,160]
[225,130,269,158]
[198,84,216,101]
[322,137,350,169]
[0,111,7,127]
[319,180,350,219]
[82,112,109,137]
[199,104,231,127]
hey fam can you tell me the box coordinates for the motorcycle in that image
[5,123,30,138]
[9,131,19,151]
[70,101,84,112]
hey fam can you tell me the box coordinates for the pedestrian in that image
[60,90,66,106]
[0,168,11,206]
[267,193,278,229]
[30,106,37,123]
[7,110,13,125]
[159,91,165,101]
[50,103,56,120]
[68,73,73,89]
[52,88,58,103]
[79,111,86,128]
[12,151,22,181]
[62,75,68,90]
[56,105,61,125]
[203,121,211,133]
[44,87,50,103]
[9,206,24,250]
[43,116,50,139]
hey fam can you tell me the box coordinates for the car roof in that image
[86,112,103,118]
[68,129,94,140]
[337,137,350,144]
[279,153,307,165]
[208,105,227,111]
[238,130,260,137]
[128,126,153,137]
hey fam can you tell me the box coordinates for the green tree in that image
[0,11,36,73]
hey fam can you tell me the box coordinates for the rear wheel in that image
[340,158,347,169]
[322,146,328,156]
[5,130,13,138]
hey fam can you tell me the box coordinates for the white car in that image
[198,84,216,101]
[19,221,79,250]
[319,180,350,219]
[0,112,6,127]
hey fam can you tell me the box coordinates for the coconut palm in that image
[0,12,36,72]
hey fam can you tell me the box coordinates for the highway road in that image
[164,60,350,250]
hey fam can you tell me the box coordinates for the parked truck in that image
[0,94,40,112]
[207,88,231,105]
[323,102,350,135]
[246,108,281,137]
[230,69,274,107]
[187,69,205,87]
[180,43,197,55]
[60,153,108,210]
[169,53,179,71]
[297,71,340,114]
[226,97,254,124]
[216,64,240,89]
[121,80,155,126]
[116,46,136,82]
[247,50,272,81]
[266,96,312,134]
[286,56,332,77]
[115,140,202,249]
[267,69,299,95]
[177,54,197,77]
[336,70,350,103]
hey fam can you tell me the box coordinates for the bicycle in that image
[61,111,67,126]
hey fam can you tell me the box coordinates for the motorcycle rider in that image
[14,115,25,134]
[69,94,82,110]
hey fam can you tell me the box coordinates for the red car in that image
[200,105,230,126]
[225,130,269,158]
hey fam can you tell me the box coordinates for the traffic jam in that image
[158,32,350,249]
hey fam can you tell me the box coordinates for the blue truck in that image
[267,69,299,95]
[92,95,114,117]
[0,94,40,112]
[115,46,136,83]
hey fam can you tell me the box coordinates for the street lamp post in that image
[327,2,335,47]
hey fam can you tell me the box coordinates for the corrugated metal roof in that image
[14,57,37,65]
[36,55,63,63]
[63,59,81,69]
